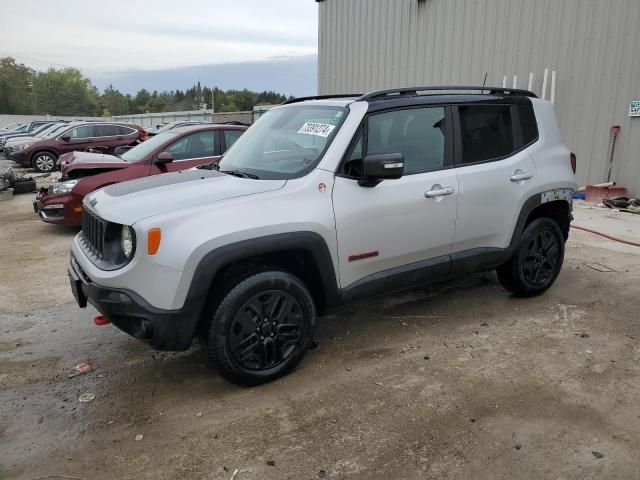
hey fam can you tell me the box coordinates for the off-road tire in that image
[11,178,36,194]
[31,151,58,173]
[205,271,316,386]
[497,218,565,297]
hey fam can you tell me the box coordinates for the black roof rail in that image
[280,94,362,105]
[358,85,537,102]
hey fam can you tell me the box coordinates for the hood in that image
[86,169,286,225]
[59,151,130,175]
[5,136,39,146]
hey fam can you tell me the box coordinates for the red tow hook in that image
[94,315,111,326]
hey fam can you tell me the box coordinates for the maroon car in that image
[12,122,148,172]
[34,124,246,225]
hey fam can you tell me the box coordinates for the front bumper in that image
[34,190,82,225]
[69,254,202,351]
[12,149,31,166]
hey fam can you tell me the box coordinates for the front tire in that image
[497,218,565,297]
[205,271,316,386]
[32,152,58,172]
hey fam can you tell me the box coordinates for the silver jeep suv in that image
[68,86,577,385]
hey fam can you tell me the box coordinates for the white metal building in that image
[317,0,640,195]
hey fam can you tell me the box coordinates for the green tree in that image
[33,67,99,116]
[101,85,128,116]
[0,57,35,114]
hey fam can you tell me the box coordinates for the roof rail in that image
[281,94,363,105]
[358,85,537,102]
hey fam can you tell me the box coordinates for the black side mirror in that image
[156,151,174,164]
[358,153,404,187]
[60,135,71,142]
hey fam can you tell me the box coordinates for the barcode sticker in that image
[297,122,336,138]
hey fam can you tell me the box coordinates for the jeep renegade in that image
[68,86,577,385]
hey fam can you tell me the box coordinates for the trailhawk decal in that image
[348,250,379,262]
[297,122,336,138]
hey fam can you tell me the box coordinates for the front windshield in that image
[120,131,178,162]
[218,105,347,179]
[41,124,68,138]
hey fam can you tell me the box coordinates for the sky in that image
[0,0,319,94]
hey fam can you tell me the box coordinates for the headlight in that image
[121,225,134,259]
[15,142,33,151]
[48,179,78,195]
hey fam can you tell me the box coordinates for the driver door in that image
[149,130,219,174]
[332,106,458,289]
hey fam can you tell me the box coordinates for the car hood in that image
[86,169,286,225]
[5,136,39,146]
[59,151,131,175]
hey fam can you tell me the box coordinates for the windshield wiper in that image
[220,169,260,179]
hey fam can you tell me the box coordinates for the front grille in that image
[81,208,107,260]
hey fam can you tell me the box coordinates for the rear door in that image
[149,130,218,175]
[451,103,541,262]
[333,105,458,289]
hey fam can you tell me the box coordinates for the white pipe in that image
[542,68,549,100]
[550,70,557,104]
[513,75,518,89]
[502,76,508,88]
[528,73,534,91]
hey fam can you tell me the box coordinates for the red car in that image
[34,124,246,225]
[12,122,148,172]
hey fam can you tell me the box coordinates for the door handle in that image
[425,186,455,198]
[510,170,533,182]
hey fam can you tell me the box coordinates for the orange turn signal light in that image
[73,206,82,213]
[148,228,161,255]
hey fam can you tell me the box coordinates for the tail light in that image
[140,129,149,141]
[570,152,576,174]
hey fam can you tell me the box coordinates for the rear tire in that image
[31,152,58,173]
[205,271,316,386]
[497,218,565,297]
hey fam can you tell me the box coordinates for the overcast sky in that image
[0,0,318,73]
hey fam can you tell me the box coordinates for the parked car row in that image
[33,123,247,225]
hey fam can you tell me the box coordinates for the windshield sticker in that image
[297,122,336,138]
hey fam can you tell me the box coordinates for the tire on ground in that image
[11,178,36,194]
[497,217,565,297]
[205,271,316,386]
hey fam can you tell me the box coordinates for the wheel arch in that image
[510,194,572,249]
[187,232,341,335]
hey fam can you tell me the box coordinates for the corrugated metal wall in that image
[318,0,640,194]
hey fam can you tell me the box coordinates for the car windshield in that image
[41,124,68,138]
[120,132,177,162]
[218,105,347,179]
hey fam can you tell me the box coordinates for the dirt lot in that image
[1,161,640,479]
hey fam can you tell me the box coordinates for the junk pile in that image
[0,167,43,200]
[573,181,640,215]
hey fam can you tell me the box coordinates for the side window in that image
[95,125,119,137]
[458,105,515,164]
[223,130,243,152]
[517,105,539,146]
[166,131,216,161]
[69,125,94,139]
[367,107,446,174]
[117,126,136,136]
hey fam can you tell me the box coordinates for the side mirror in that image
[60,135,71,142]
[359,153,404,187]
[156,151,174,164]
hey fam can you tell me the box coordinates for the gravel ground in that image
[1,159,639,480]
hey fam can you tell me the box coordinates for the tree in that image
[0,57,35,114]
[101,85,128,116]
[33,67,99,116]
